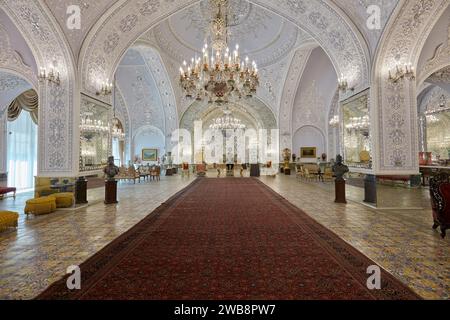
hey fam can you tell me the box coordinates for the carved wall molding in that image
[418,23,450,85]
[372,0,449,174]
[1,0,77,176]
[0,23,37,88]
[278,46,314,152]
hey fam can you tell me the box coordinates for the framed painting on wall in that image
[142,149,158,162]
[301,147,317,158]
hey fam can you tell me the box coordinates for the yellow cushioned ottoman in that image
[25,197,57,216]
[0,211,19,232]
[52,193,74,208]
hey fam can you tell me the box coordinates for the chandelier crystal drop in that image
[179,0,259,105]
[210,109,246,130]
[80,112,109,135]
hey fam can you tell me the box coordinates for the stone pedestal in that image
[335,179,347,204]
[364,174,377,205]
[105,180,118,205]
[75,176,88,204]
[250,164,260,177]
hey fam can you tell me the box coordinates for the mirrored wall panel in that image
[342,89,372,169]
[79,96,111,172]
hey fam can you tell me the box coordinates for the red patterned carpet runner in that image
[37,178,420,300]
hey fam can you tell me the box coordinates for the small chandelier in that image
[345,115,370,132]
[80,112,109,135]
[329,115,340,127]
[111,117,125,140]
[179,0,259,105]
[210,109,246,130]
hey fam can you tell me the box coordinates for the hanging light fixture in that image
[179,0,259,105]
[80,112,110,139]
[210,109,246,130]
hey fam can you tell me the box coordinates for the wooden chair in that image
[150,166,161,181]
[323,167,334,182]
[181,162,190,178]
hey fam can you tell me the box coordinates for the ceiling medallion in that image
[179,0,259,105]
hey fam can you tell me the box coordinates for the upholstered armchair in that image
[181,162,190,178]
[429,173,450,238]
[196,164,207,177]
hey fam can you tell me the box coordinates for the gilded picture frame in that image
[142,148,158,162]
[301,147,317,158]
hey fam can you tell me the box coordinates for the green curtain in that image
[7,89,38,124]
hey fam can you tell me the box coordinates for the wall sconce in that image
[388,63,415,83]
[338,74,354,93]
[38,68,60,86]
[96,80,113,96]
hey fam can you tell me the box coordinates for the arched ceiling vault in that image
[80,0,371,101]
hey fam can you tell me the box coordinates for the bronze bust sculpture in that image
[104,156,119,181]
[332,155,349,181]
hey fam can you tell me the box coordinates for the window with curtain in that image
[7,110,38,191]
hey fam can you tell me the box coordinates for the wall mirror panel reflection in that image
[342,89,372,169]
[79,96,111,172]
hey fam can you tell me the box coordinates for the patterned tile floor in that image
[260,175,449,300]
[0,173,448,300]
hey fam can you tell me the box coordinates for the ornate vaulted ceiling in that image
[43,0,118,59]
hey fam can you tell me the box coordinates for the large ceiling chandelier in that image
[179,0,259,105]
[210,109,246,130]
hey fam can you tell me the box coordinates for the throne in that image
[429,173,450,238]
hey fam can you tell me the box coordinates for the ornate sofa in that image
[0,187,16,200]
[0,211,19,232]
[429,173,450,238]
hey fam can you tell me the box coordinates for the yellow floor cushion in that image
[52,193,74,208]
[0,211,19,231]
[25,197,57,216]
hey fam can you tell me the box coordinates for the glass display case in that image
[341,89,372,169]
[79,96,111,172]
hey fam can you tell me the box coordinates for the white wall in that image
[293,126,325,163]
[133,126,165,164]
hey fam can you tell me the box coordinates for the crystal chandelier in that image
[111,117,125,140]
[80,112,109,135]
[179,0,259,105]
[345,115,369,132]
[210,109,246,130]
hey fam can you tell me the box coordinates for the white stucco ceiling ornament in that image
[1,0,77,175]
[419,23,450,85]
[0,71,32,111]
[0,23,37,88]
[373,0,449,173]
[332,0,399,56]
[116,45,179,150]
[293,80,327,135]
[154,0,303,68]
[43,0,117,58]
[278,46,314,151]
[427,66,450,85]
[420,85,450,113]
[80,0,370,99]
[180,97,277,133]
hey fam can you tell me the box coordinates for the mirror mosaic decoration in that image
[341,89,372,169]
[79,95,111,172]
